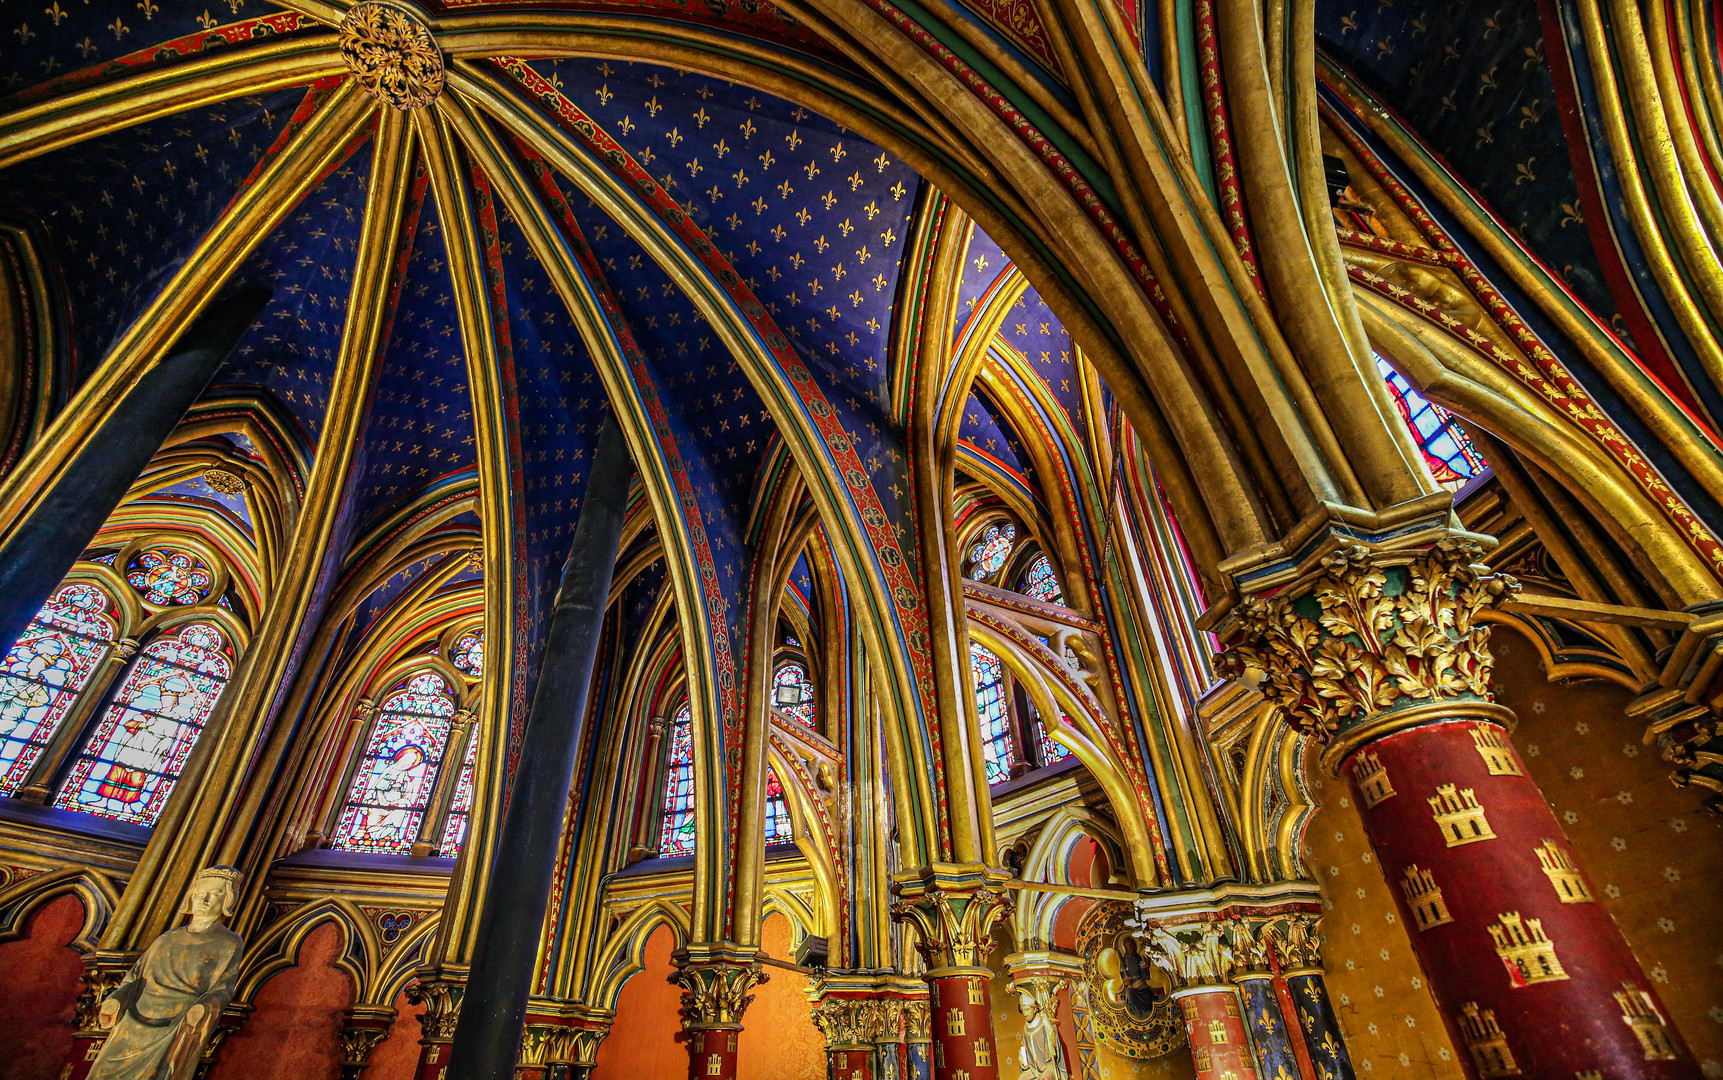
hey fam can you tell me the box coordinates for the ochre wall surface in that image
[209,920,352,1080]
[1305,633,1723,1079]
[0,893,86,1080]
[737,912,824,1080]
[591,923,689,1079]
[367,988,427,1080]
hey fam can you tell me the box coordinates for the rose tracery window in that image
[125,548,214,607]
[967,522,1016,582]
[332,672,458,854]
[451,630,484,679]
[658,702,696,857]
[1018,555,1065,606]
[772,661,816,728]
[970,643,1015,785]
[0,584,117,795]
[55,623,232,825]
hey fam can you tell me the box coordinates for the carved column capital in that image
[672,947,767,1032]
[352,697,379,724]
[1126,914,1244,992]
[1217,538,1517,765]
[338,1005,394,1078]
[810,996,888,1050]
[113,638,140,660]
[889,868,1013,976]
[405,971,465,1041]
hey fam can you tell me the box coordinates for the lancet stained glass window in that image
[967,522,1016,581]
[773,661,816,727]
[55,623,232,825]
[659,702,696,857]
[125,548,214,606]
[451,630,484,679]
[764,769,793,844]
[0,584,117,795]
[970,643,1015,785]
[437,731,479,857]
[332,672,457,854]
[1374,354,1488,491]
[1018,555,1066,606]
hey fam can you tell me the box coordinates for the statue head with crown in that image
[86,866,247,1080]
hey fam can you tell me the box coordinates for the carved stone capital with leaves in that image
[890,886,1012,973]
[810,997,887,1049]
[1217,540,1516,739]
[406,975,465,1041]
[672,957,767,1031]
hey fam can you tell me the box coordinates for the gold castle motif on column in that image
[1351,750,1396,808]
[1216,540,1517,738]
[1428,784,1496,846]
[1615,983,1681,1060]
[1488,912,1568,987]
[1457,1002,1520,1077]
[1470,724,1522,775]
[1399,865,1453,932]
[1534,840,1595,904]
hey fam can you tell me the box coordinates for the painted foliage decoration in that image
[126,547,215,606]
[333,671,457,854]
[1019,554,1065,605]
[451,629,484,679]
[55,623,232,824]
[970,642,1016,784]
[968,522,1016,581]
[0,583,117,794]
[764,769,793,844]
[1373,354,1488,490]
[438,732,479,857]
[773,661,817,728]
[659,701,696,857]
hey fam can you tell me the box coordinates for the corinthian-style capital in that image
[810,996,887,1049]
[672,948,767,1031]
[889,883,1013,975]
[1125,917,1241,991]
[1217,539,1516,743]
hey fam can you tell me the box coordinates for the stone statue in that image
[87,866,246,1080]
[1014,980,1068,1080]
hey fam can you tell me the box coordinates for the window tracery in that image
[331,671,458,854]
[1018,554,1066,606]
[1374,354,1488,490]
[125,548,215,607]
[54,622,232,825]
[658,702,696,857]
[451,629,484,679]
[437,731,479,857]
[967,522,1016,581]
[0,583,117,795]
[970,643,1015,785]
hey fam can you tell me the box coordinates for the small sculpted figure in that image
[1015,982,1068,1080]
[87,866,246,1080]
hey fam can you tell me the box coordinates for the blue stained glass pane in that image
[438,731,480,857]
[764,769,793,844]
[967,523,1016,581]
[1037,712,1072,765]
[1374,355,1488,491]
[332,672,457,854]
[773,662,817,727]
[451,630,484,678]
[0,584,116,795]
[970,643,1015,785]
[659,703,696,857]
[1017,555,1066,606]
[54,623,231,825]
[125,548,214,606]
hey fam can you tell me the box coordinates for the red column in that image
[929,974,1000,1080]
[829,1045,878,1080]
[1174,987,1260,1080]
[689,1028,740,1079]
[1341,713,1700,1079]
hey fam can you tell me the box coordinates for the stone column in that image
[1227,921,1307,1080]
[1270,916,1354,1080]
[1221,539,1700,1080]
[1135,920,1259,1080]
[672,947,766,1080]
[1002,951,1082,1080]
[890,867,1012,1080]
[407,974,465,1080]
[517,1006,610,1080]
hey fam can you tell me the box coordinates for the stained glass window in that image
[0,584,117,795]
[1036,711,1073,766]
[1374,355,1488,491]
[967,522,1016,581]
[55,623,232,825]
[764,769,793,844]
[970,643,1015,785]
[1018,555,1066,606]
[331,672,457,854]
[658,702,696,857]
[451,630,484,679]
[437,731,479,857]
[125,548,214,606]
[773,662,816,728]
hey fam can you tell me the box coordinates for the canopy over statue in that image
[87,866,245,1080]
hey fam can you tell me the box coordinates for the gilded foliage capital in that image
[672,955,766,1030]
[339,3,445,110]
[810,997,888,1048]
[1216,540,1516,739]
[889,886,1012,973]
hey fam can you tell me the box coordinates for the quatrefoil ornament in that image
[339,3,445,110]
